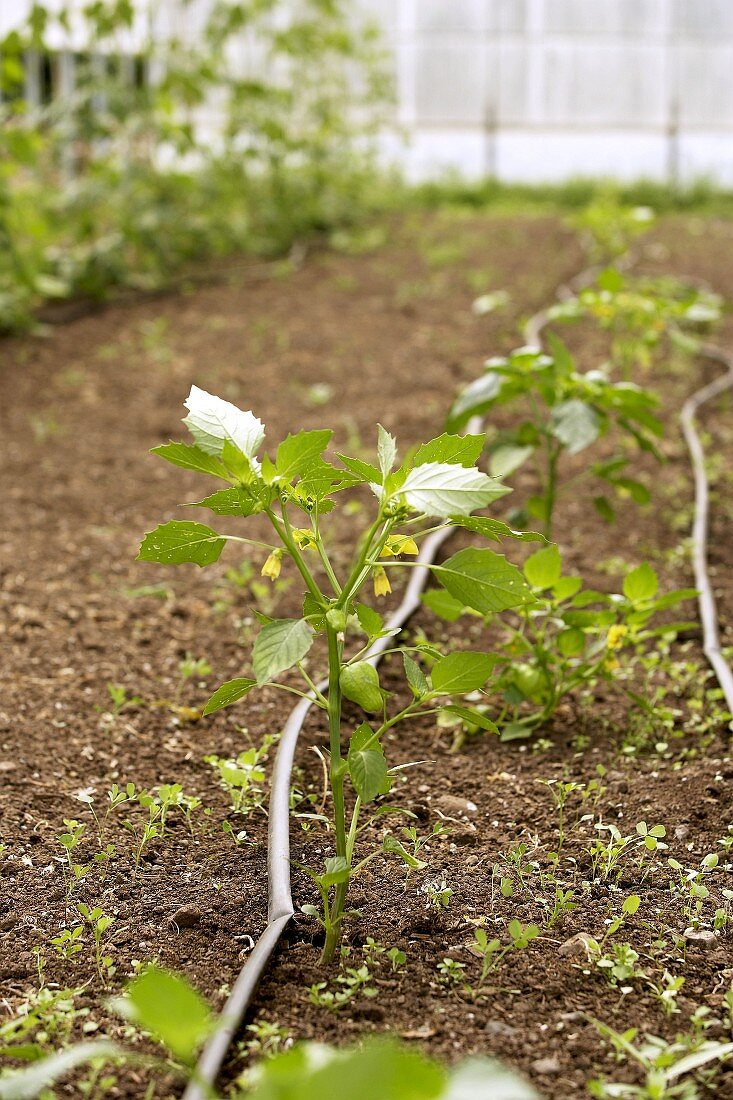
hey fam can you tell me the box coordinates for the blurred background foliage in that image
[0,0,392,332]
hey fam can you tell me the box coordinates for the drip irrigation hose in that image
[185,252,733,1100]
[680,344,733,713]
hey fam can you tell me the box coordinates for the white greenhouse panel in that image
[540,0,666,38]
[4,0,733,183]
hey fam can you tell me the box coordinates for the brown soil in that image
[1,210,732,1098]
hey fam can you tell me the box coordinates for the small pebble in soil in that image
[683,928,718,951]
[169,904,202,929]
[531,1057,560,1075]
[433,794,478,818]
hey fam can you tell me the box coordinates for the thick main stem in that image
[321,623,347,964]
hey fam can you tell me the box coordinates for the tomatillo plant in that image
[139,386,533,962]
[447,338,663,537]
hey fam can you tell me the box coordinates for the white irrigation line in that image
[185,256,733,1099]
[680,344,733,713]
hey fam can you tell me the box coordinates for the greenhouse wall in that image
[4,0,733,184]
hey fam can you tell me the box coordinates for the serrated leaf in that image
[356,603,383,638]
[252,618,314,684]
[399,462,509,518]
[337,454,383,484]
[623,563,658,602]
[348,723,390,803]
[412,433,485,468]
[151,442,229,480]
[433,548,530,614]
[340,662,384,713]
[523,544,562,589]
[276,430,333,481]
[377,424,397,480]
[183,385,264,460]
[203,678,256,715]
[448,515,546,544]
[137,521,226,567]
[549,399,600,455]
[431,651,494,694]
[321,855,350,887]
[403,653,429,698]
[187,487,263,516]
[303,592,328,631]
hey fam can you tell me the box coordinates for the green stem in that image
[321,624,347,964]
[266,505,322,603]
[544,440,560,540]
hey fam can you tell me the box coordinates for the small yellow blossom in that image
[292,528,317,550]
[606,624,628,651]
[381,534,419,558]
[373,566,392,598]
[261,548,283,581]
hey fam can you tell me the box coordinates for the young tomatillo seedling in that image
[138,387,535,962]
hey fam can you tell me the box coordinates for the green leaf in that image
[203,678,256,715]
[412,433,485,468]
[151,442,229,480]
[377,424,397,480]
[593,495,616,523]
[383,835,427,871]
[549,399,600,455]
[421,589,466,621]
[0,1042,120,1100]
[557,627,585,656]
[348,723,390,803]
[243,1040,447,1100]
[276,430,333,481]
[403,653,429,698]
[434,548,530,614]
[137,521,226,567]
[447,371,503,431]
[431,652,494,694]
[523,544,562,589]
[183,386,264,460]
[448,515,546,543]
[321,855,350,887]
[489,444,534,478]
[441,705,499,734]
[338,454,383,484]
[399,462,510,518]
[356,603,384,639]
[187,487,263,516]
[546,331,576,375]
[623,563,658,602]
[115,967,211,1064]
[340,662,384,713]
[252,618,314,684]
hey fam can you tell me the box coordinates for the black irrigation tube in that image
[185,254,733,1100]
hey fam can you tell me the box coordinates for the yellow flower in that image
[606,624,628,651]
[373,566,392,598]
[261,549,283,581]
[381,534,419,557]
[292,528,317,550]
